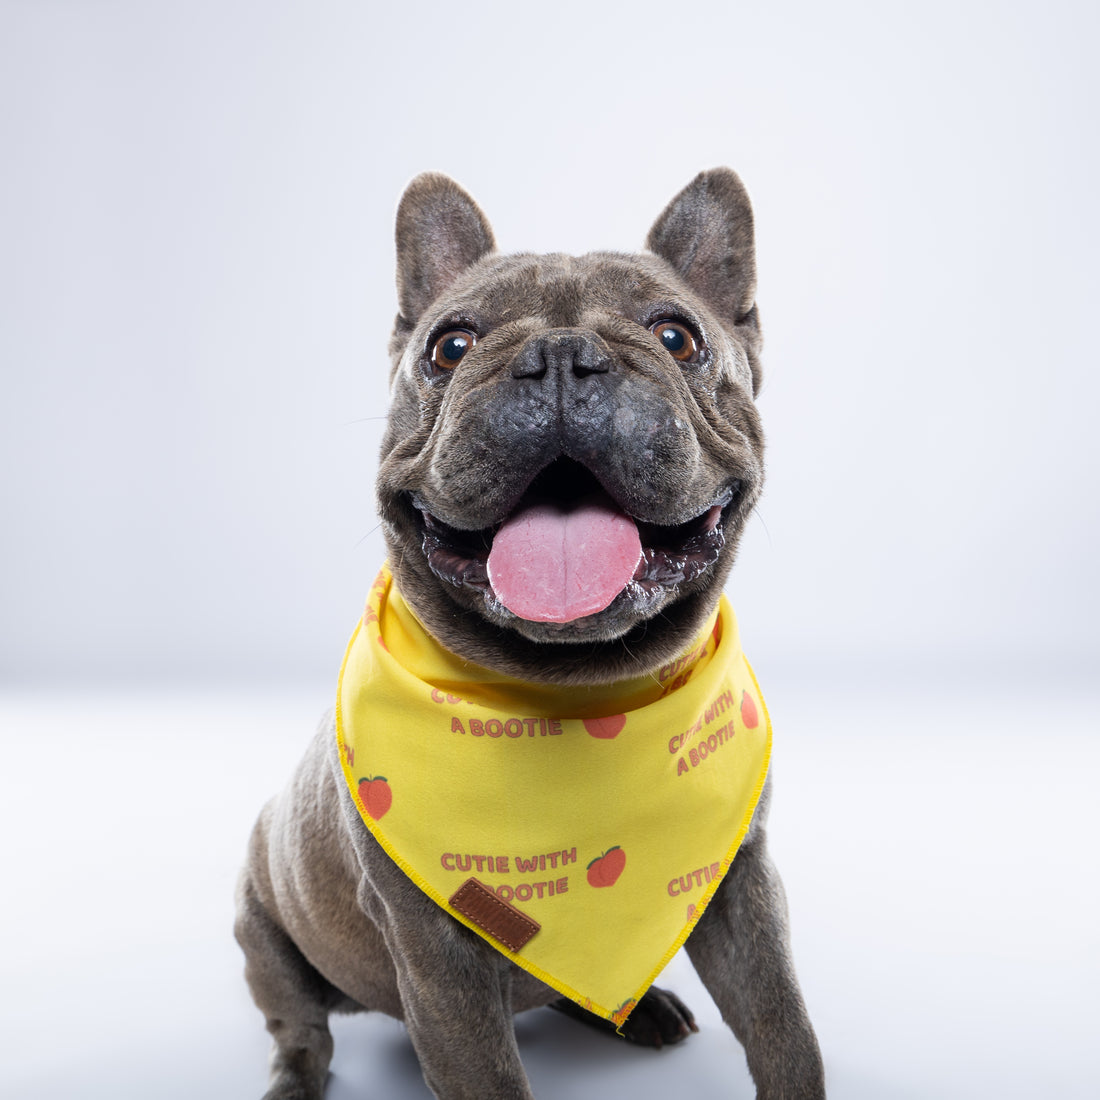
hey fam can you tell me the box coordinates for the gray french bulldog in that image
[235,169,826,1100]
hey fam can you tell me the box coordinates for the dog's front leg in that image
[390,919,534,1100]
[360,877,534,1100]
[685,792,825,1099]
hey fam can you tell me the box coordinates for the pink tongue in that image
[486,493,643,623]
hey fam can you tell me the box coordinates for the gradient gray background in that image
[2,1,1098,1098]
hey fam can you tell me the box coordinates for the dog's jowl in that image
[235,170,826,1100]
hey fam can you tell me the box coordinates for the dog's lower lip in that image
[419,510,493,591]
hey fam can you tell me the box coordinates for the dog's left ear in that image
[647,169,761,384]
[395,173,496,330]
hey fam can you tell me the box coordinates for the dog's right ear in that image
[395,173,496,330]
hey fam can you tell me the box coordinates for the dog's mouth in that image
[412,459,741,626]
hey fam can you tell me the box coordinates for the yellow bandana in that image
[335,566,771,1026]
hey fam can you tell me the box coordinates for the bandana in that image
[335,566,771,1026]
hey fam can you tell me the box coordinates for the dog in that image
[235,168,826,1100]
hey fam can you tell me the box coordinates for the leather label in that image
[449,878,540,952]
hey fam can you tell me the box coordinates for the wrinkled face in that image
[377,171,766,684]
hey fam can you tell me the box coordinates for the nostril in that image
[510,342,548,379]
[562,334,610,379]
[572,356,612,378]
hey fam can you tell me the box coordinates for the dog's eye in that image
[650,320,699,363]
[430,330,476,371]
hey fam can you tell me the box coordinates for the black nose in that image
[510,331,612,380]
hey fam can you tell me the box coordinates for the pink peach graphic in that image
[583,714,626,739]
[358,776,392,819]
[740,690,759,729]
[586,846,626,887]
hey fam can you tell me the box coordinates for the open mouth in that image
[413,459,740,625]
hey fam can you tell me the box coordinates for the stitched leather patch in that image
[449,878,540,952]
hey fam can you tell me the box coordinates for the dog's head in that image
[376,170,765,684]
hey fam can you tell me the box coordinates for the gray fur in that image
[236,169,825,1099]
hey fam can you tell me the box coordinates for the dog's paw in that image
[550,986,698,1049]
[261,1088,322,1100]
[617,986,699,1048]
[261,1071,325,1100]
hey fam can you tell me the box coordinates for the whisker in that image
[617,633,663,690]
[750,504,772,546]
[354,524,383,550]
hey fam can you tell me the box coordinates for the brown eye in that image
[650,320,699,362]
[430,329,476,371]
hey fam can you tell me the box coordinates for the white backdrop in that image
[2,4,1099,1100]
[3,0,1097,686]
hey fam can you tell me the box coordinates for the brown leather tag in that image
[448,878,540,952]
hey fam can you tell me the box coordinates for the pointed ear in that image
[646,168,758,326]
[395,173,496,327]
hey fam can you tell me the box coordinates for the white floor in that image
[3,672,1097,1099]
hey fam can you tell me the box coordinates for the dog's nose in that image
[510,331,612,380]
